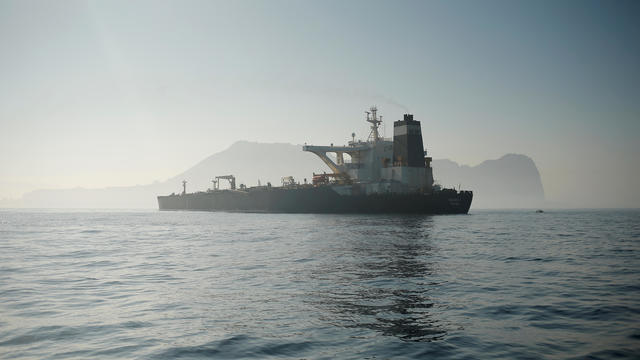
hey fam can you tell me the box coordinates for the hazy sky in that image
[1,0,638,207]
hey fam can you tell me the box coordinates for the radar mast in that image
[366,106,382,142]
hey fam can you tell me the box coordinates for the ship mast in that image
[366,106,382,142]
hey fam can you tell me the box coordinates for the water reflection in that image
[308,215,445,341]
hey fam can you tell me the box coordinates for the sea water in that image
[0,209,638,359]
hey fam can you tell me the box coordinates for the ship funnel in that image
[393,114,425,167]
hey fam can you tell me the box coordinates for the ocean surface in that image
[0,209,638,359]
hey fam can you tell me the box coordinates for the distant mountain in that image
[432,154,545,208]
[9,141,544,209]
[167,141,326,192]
[15,141,327,209]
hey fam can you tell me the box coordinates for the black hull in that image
[158,187,472,214]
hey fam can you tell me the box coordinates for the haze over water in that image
[1,209,638,359]
[1,1,639,208]
[2,2,639,358]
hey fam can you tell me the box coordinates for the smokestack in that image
[392,114,425,167]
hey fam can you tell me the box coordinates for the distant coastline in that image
[2,141,544,209]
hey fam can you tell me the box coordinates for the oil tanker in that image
[158,107,472,214]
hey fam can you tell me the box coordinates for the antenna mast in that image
[366,106,382,142]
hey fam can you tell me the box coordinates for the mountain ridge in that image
[5,141,545,209]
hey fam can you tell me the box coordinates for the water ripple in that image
[0,209,638,359]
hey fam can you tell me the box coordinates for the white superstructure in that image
[303,107,434,195]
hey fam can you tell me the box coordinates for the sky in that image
[0,0,638,208]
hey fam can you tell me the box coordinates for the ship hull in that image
[157,187,472,214]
